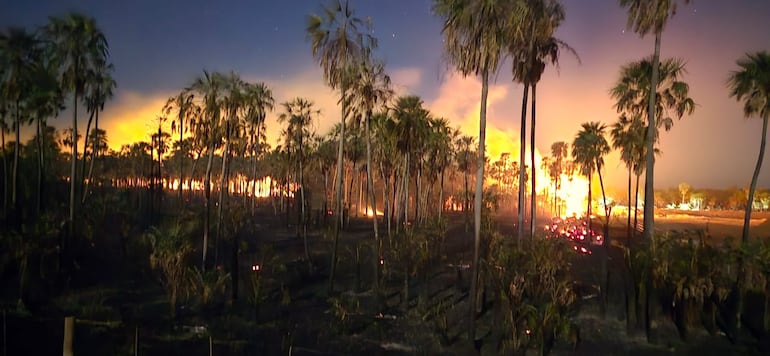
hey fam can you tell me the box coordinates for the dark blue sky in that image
[3,0,770,190]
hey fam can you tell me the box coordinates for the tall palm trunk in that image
[517,83,529,244]
[36,118,44,216]
[587,170,593,233]
[179,118,185,207]
[634,173,641,239]
[12,100,20,217]
[216,125,231,266]
[463,167,469,232]
[469,68,489,341]
[188,152,200,202]
[358,170,363,217]
[69,83,79,238]
[415,163,422,226]
[381,166,392,239]
[598,161,610,317]
[250,150,258,214]
[530,82,537,238]
[83,109,101,203]
[394,169,402,228]
[299,138,310,263]
[347,161,357,223]
[438,170,445,220]
[403,152,410,227]
[329,85,347,294]
[81,110,95,199]
[643,32,661,240]
[738,113,768,331]
[202,145,215,271]
[364,112,381,303]
[742,115,766,244]
[2,126,7,217]
[627,165,632,246]
[323,169,329,225]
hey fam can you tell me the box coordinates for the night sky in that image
[3,0,770,191]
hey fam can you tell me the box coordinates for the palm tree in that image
[307,0,376,293]
[278,97,319,263]
[344,124,364,220]
[727,51,770,244]
[313,134,337,226]
[511,0,577,240]
[610,114,645,245]
[610,57,695,134]
[572,121,611,316]
[188,70,224,271]
[86,128,108,158]
[0,27,39,217]
[346,56,393,300]
[618,0,691,240]
[610,56,694,243]
[163,90,197,206]
[391,95,431,227]
[82,60,116,202]
[426,118,457,221]
[372,112,400,237]
[455,135,476,232]
[433,0,521,339]
[44,13,110,236]
[25,54,64,215]
[242,82,274,213]
[214,72,245,266]
[550,141,568,216]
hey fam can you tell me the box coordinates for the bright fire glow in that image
[482,136,590,219]
[363,207,384,217]
[554,174,589,218]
